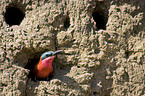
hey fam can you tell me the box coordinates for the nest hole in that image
[63,16,70,30]
[4,3,25,26]
[125,51,131,58]
[92,2,108,30]
[93,92,97,95]
[24,50,65,82]
[93,91,100,95]
[25,53,54,81]
[92,11,107,30]
[25,57,40,81]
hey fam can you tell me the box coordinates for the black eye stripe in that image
[45,54,52,57]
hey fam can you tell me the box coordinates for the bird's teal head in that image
[41,50,63,60]
[41,51,53,60]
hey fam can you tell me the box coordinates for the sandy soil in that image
[0,0,144,96]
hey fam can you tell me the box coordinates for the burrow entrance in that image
[25,56,40,81]
[63,16,70,30]
[24,50,64,82]
[92,1,108,30]
[24,51,54,81]
[4,3,25,26]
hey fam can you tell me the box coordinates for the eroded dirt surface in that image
[0,0,145,96]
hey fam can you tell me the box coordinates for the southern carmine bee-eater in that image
[32,50,63,81]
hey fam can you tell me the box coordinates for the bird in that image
[32,50,63,81]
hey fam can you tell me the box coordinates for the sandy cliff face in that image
[0,0,144,96]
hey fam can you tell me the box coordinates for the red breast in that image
[33,56,55,79]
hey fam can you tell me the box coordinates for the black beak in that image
[52,50,63,55]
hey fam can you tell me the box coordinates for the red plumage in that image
[33,56,55,79]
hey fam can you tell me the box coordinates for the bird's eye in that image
[46,54,51,57]
[43,56,47,59]
[41,52,53,60]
